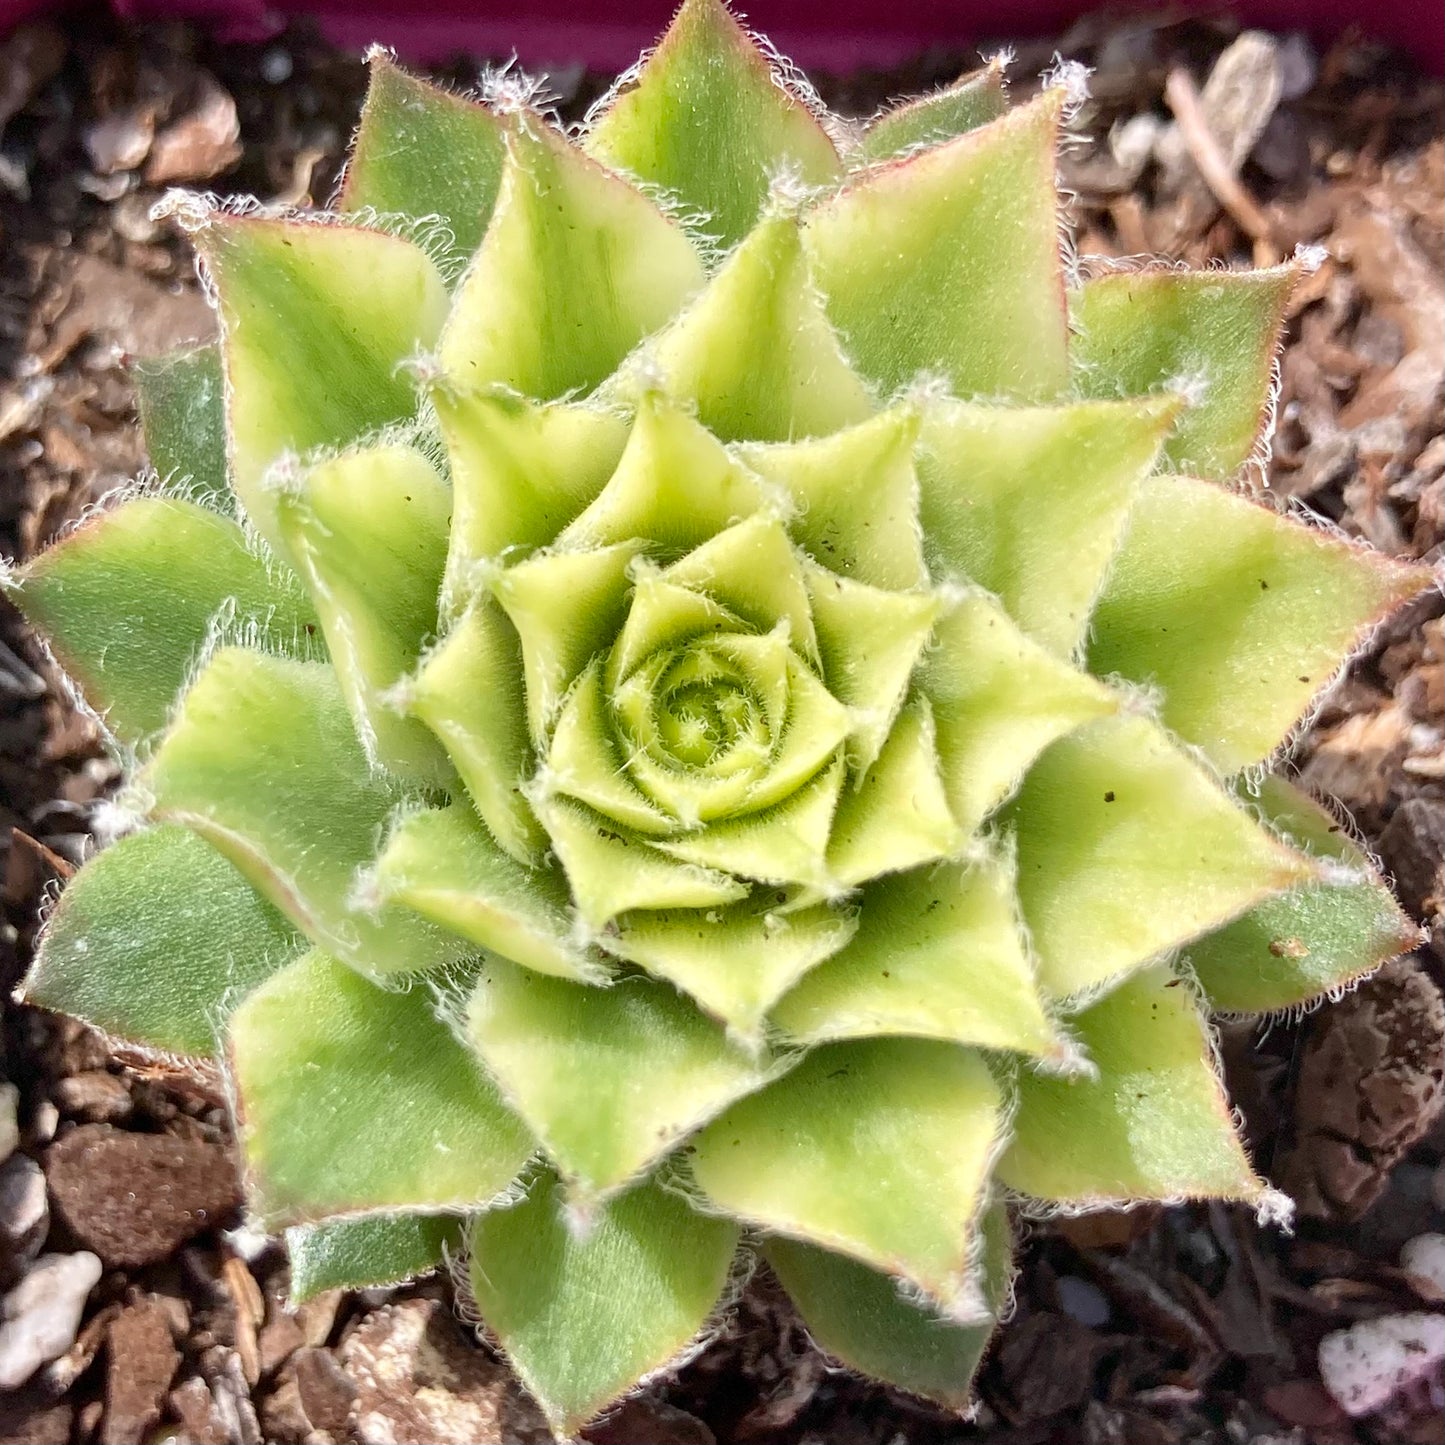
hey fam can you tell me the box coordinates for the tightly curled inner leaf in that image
[10,1,1433,1435]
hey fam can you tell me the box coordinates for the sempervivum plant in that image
[9,1,1435,1432]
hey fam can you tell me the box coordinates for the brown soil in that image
[0,8,1441,1444]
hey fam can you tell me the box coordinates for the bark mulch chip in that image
[0,6,1441,1443]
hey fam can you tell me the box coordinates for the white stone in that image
[1318,1312,1445,1416]
[0,1251,103,1389]
[1401,1233,1445,1295]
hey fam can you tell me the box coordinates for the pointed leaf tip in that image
[468,1174,738,1436]
[585,0,841,251]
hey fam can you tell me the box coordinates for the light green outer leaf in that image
[374,804,598,981]
[1069,266,1295,477]
[144,648,465,977]
[341,54,506,273]
[1185,775,1421,1013]
[200,216,448,557]
[1009,714,1317,1000]
[691,1038,1002,1317]
[853,62,1009,166]
[468,1174,739,1438]
[287,1212,462,1304]
[772,853,1061,1061]
[601,899,857,1044]
[466,962,770,1207]
[408,599,546,864]
[134,343,229,505]
[14,496,320,748]
[278,443,452,785]
[1088,474,1434,772]
[634,213,874,443]
[917,394,1179,657]
[440,113,704,401]
[999,966,1264,1203]
[920,591,1118,835]
[804,91,1069,404]
[434,390,628,619]
[23,825,299,1058]
[766,1200,1012,1409]
[585,0,841,252]
[231,950,532,1226]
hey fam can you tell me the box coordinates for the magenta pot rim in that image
[3,0,1442,77]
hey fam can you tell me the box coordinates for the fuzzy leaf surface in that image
[691,1038,1002,1316]
[200,216,447,555]
[25,825,299,1057]
[1000,967,1263,1203]
[278,443,452,784]
[231,951,531,1225]
[1186,775,1420,1012]
[1069,267,1293,477]
[440,114,704,400]
[585,0,841,250]
[466,962,768,1205]
[917,396,1178,656]
[637,214,873,442]
[854,64,1008,164]
[15,496,319,747]
[772,854,1059,1060]
[1010,715,1317,999]
[804,92,1068,402]
[1089,474,1433,771]
[920,592,1118,834]
[145,649,464,976]
[468,1175,738,1436]
[287,1212,462,1303]
[341,55,506,271]
[134,343,228,505]
[374,804,597,980]
[767,1201,1011,1408]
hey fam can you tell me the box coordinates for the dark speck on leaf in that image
[1104,790,1116,802]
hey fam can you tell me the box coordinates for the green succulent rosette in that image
[10,3,1432,1433]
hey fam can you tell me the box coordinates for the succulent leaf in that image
[1010,715,1318,999]
[200,216,448,555]
[144,649,465,975]
[371,803,598,981]
[917,395,1180,655]
[1089,474,1434,771]
[854,62,1009,165]
[803,92,1069,402]
[691,1039,1003,1316]
[1000,966,1264,1203]
[276,443,452,784]
[771,852,1060,1059]
[231,951,532,1225]
[13,497,320,748]
[630,213,873,442]
[1069,267,1296,477]
[465,963,771,1206]
[467,1174,738,1437]
[23,824,300,1056]
[766,1199,1012,1407]
[584,0,841,250]
[1186,775,1422,1012]
[439,114,704,400]
[133,343,229,505]
[341,53,506,272]
[287,1211,463,1303]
